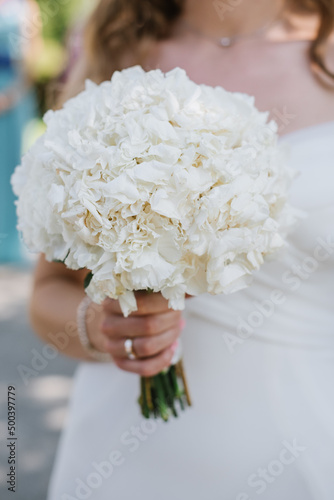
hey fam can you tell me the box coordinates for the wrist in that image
[77,297,112,362]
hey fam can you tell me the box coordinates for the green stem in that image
[160,371,178,418]
[139,361,191,421]
[168,365,185,411]
[153,374,169,421]
[140,377,150,419]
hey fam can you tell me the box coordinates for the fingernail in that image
[171,340,179,353]
[179,319,186,330]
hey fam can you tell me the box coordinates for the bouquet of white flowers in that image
[12,66,297,421]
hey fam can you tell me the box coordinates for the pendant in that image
[220,37,233,47]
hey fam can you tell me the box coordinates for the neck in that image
[181,0,285,38]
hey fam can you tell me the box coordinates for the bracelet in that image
[77,296,112,363]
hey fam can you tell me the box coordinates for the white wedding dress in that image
[48,121,334,500]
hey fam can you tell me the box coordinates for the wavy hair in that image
[84,0,334,82]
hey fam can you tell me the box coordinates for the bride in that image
[29,0,334,499]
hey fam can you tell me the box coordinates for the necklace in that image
[181,9,284,48]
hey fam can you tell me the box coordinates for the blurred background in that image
[0,1,94,498]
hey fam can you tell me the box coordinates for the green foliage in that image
[31,1,92,112]
[35,0,82,42]
[84,271,93,289]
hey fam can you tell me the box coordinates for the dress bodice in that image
[185,121,334,349]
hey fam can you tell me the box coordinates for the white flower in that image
[12,66,298,316]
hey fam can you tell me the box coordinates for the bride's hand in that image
[87,292,184,376]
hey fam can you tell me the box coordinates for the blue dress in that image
[0,0,36,262]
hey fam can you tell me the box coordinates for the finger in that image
[103,291,171,316]
[105,326,180,359]
[101,310,182,339]
[113,346,175,377]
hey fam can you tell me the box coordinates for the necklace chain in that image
[182,8,284,48]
